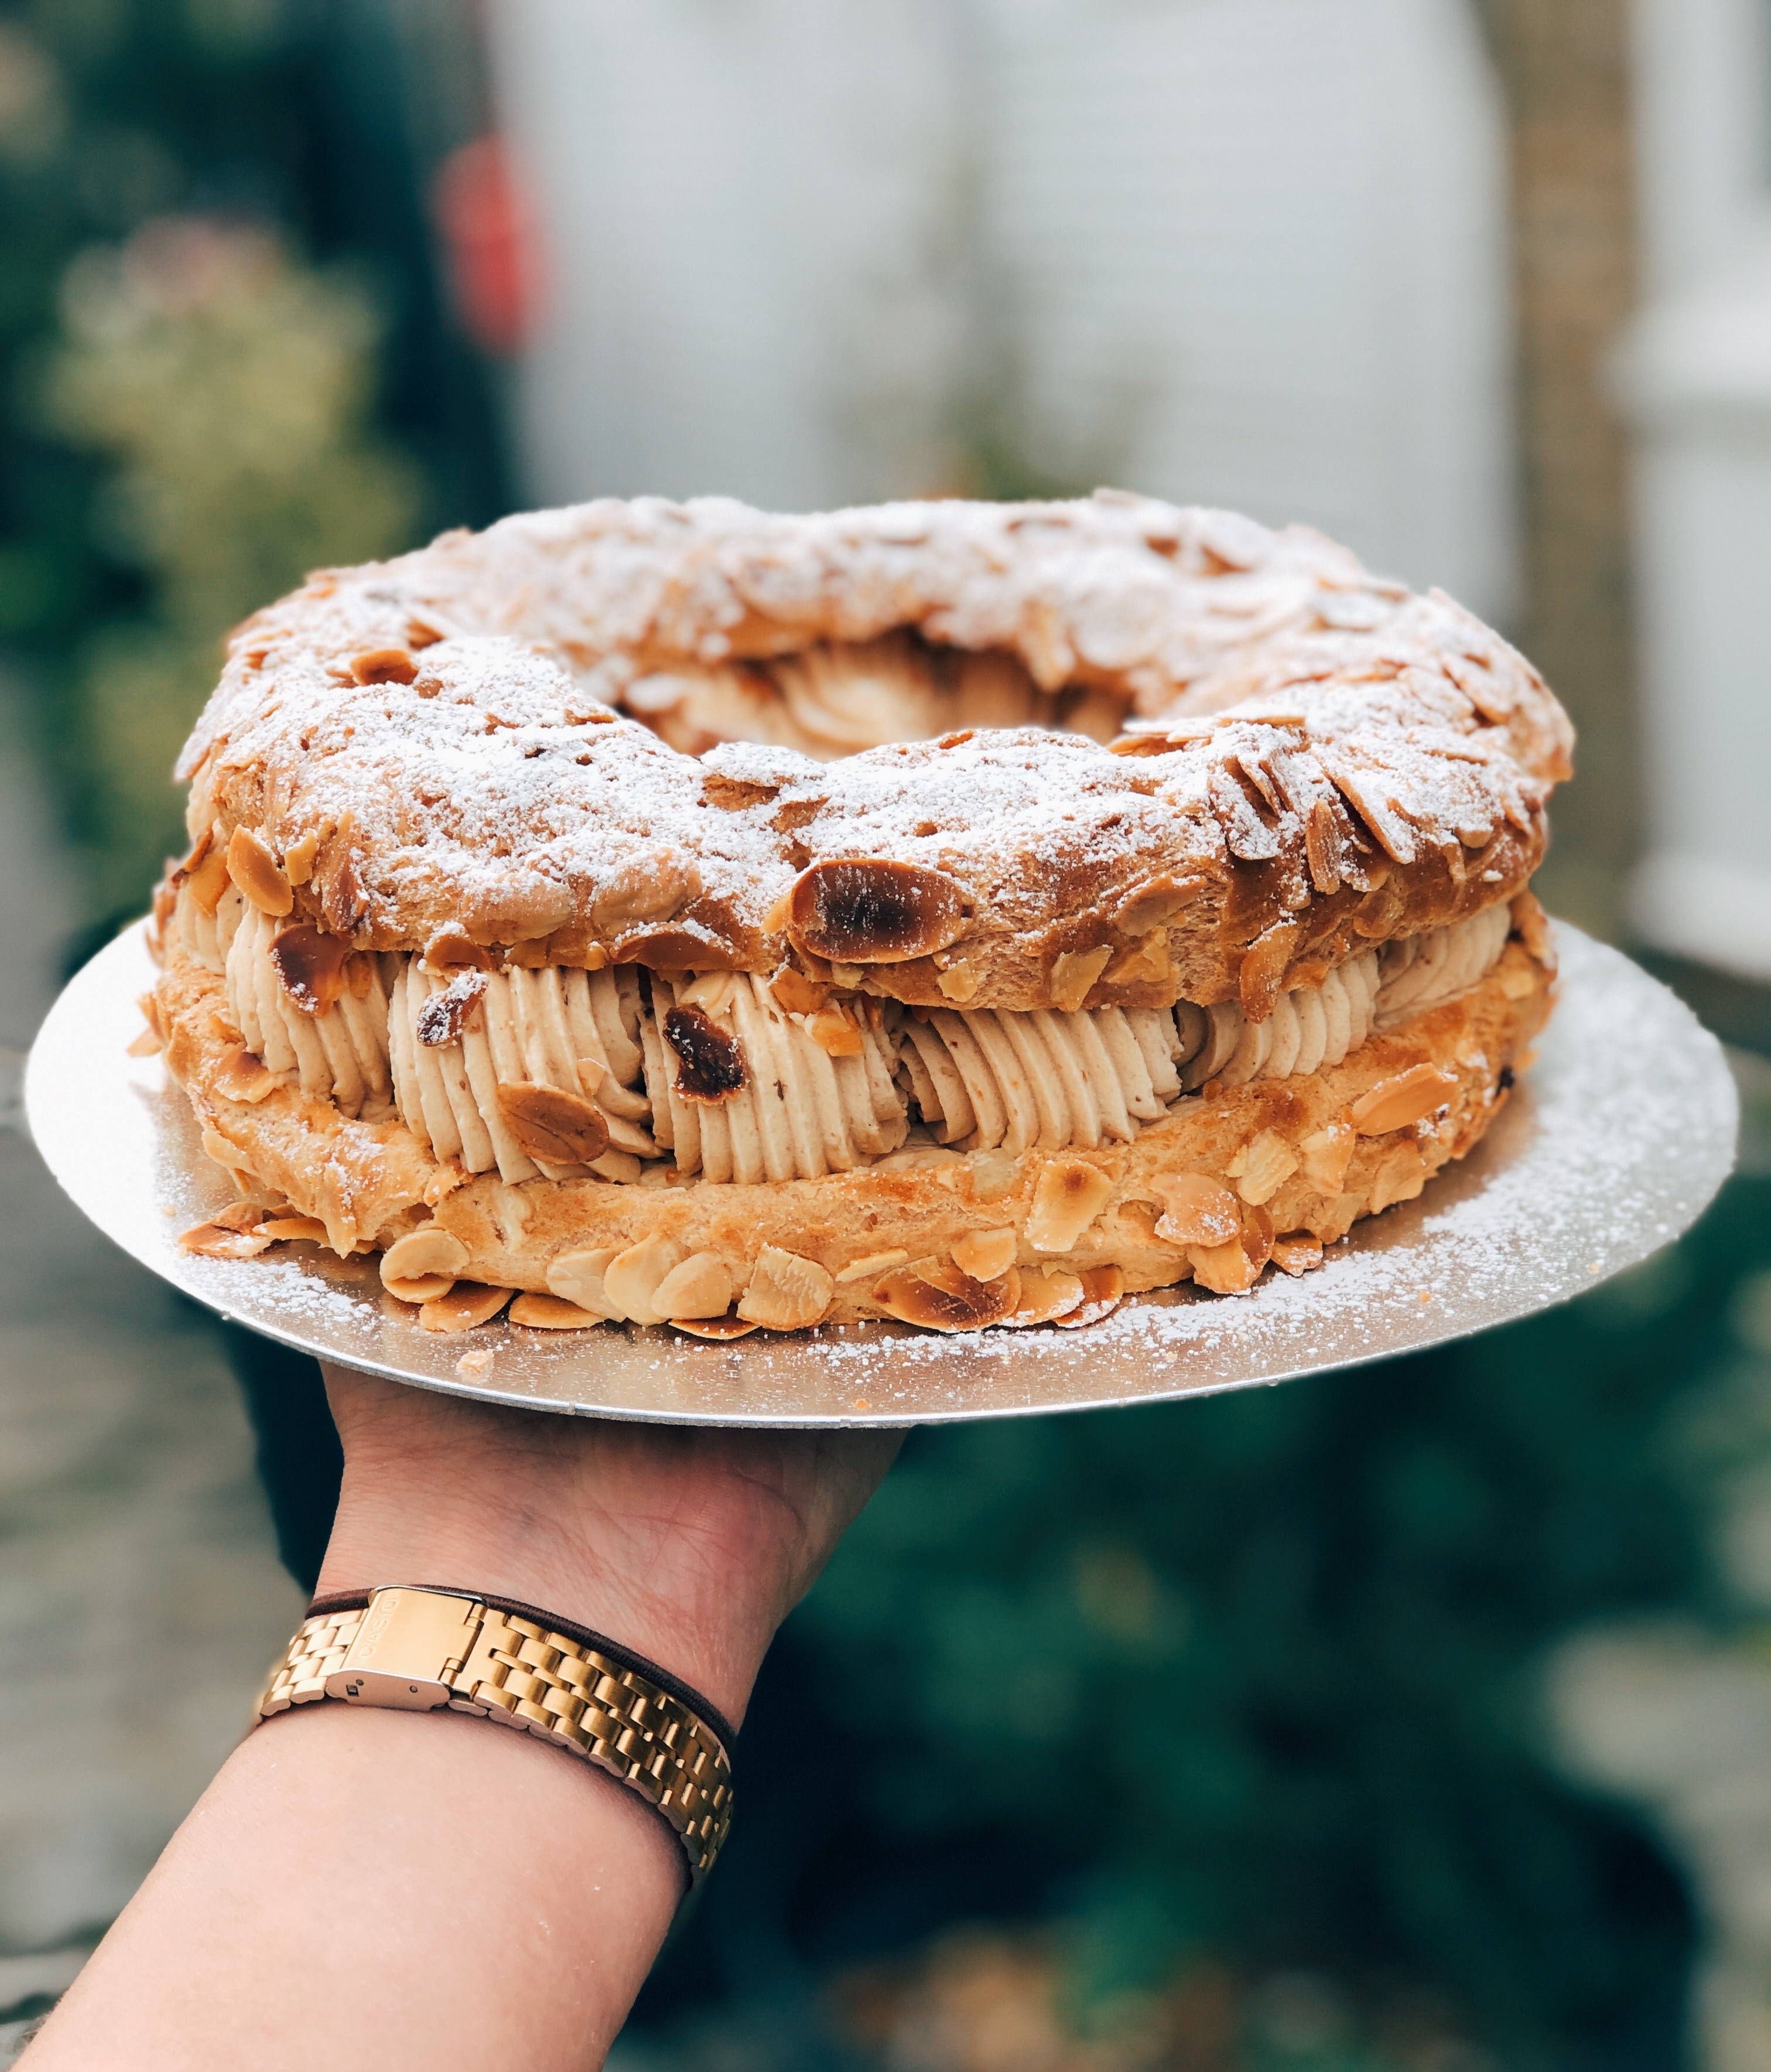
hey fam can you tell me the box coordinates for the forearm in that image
[28,1702,682,2071]
[26,1371,898,2068]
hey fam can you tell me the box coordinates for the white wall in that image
[486,0,1516,617]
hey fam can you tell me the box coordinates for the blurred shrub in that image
[649,1182,1771,2068]
[39,216,422,909]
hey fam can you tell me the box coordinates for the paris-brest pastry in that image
[147,494,1570,1339]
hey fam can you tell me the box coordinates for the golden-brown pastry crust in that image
[158,930,1553,1326]
[173,495,1571,1019]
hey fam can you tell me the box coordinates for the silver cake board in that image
[23,922,1738,1428]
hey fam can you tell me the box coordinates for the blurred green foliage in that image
[0,0,456,916]
[716,1178,1771,2066]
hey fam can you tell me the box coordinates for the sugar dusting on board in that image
[61,924,1732,1426]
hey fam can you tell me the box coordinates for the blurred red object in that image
[431,135,545,356]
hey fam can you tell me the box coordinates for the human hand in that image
[317,1363,904,1726]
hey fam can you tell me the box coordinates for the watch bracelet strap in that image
[252,1586,734,1882]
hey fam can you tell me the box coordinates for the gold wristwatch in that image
[252,1585,735,1882]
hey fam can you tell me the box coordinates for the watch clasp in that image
[324,1587,484,1711]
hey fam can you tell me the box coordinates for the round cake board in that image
[24,922,1737,1428]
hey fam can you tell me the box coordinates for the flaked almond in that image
[1027,1154,1114,1252]
[604,1235,687,1325]
[269,923,349,1016]
[788,859,967,966]
[384,1272,456,1303]
[935,961,980,1003]
[509,1292,604,1330]
[593,852,702,930]
[677,971,740,1015]
[200,1127,244,1172]
[671,1312,761,1340]
[1350,1064,1456,1136]
[808,1003,864,1057]
[1153,1172,1241,1247]
[420,926,496,973]
[416,970,488,1046]
[1299,1120,1355,1194]
[212,1049,277,1104]
[1188,1205,1274,1296]
[211,1201,268,1231]
[1054,1264,1126,1329]
[1003,1268,1086,1327]
[497,1081,610,1165]
[589,1149,643,1185]
[664,1005,748,1102]
[738,1245,835,1331]
[1368,1142,1427,1213]
[546,1247,620,1316]
[952,1228,1017,1282]
[1237,920,1304,1021]
[1271,1233,1325,1276]
[417,1282,513,1333]
[382,1227,470,1286]
[226,826,292,916]
[835,1248,911,1284]
[261,1215,329,1245]
[1049,945,1112,1013]
[1114,873,1206,937]
[184,844,232,916]
[283,830,320,885]
[873,1258,1020,1332]
[178,1218,272,1259]
[649,1250,735,1321]
[1104,930,1171,986]
[350,647,418,685]
[768,967,829,1016]
[128,996,164,1057]
[456,1350,494,1377]
[1235,1129,1300,1206]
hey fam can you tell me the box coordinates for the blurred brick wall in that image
[1482,0,1639,935]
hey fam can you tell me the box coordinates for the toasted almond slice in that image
[184,844,231,916]
[1049,945,1112,1013]
[1153,1172,1241,1247]
[126,1025,163,1057]
[384,1272,456,1303]
[605,1236,688,1326]
[456,1350,495,1377]
[211,1201,267,1231]
[873,1258,1021,1333]
[417,1282,512,1333]
[1026,1155,1114,1252]
[768,967,829,1016]
[1104,929,1171,986]
[199,1127,244,1172]
[671,1312,761,1341]
[935,961,980,1003]
[226,826,293,916]
[178,1220,273,1259]
[952,1228,1017,1282]
[966,1148,1023,1204]
[260,1215,329,1245]
[496,1081,610,1165]
[1054,1264,1126,1329]
[650,1251,736,1321]
[1271,1233,1325,1276]
[1187,1205,1275,1296]
[213,1049,278,1104]
[509,1292,605,1330]
[836,1248,911,1284]
[351,647,418,685]
[382,1227,470,1286]
[1349,1064,1457,1136]
[808,1003,865,1057]
[1368,1142,1427,1213]
[1299,1121,1355,1194]
[283,830,320,885]
[1002,1268,1086,1327]
[738,1245,835,1331]
[1235,1129,1300,1206]
[546,1247,620,1316]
